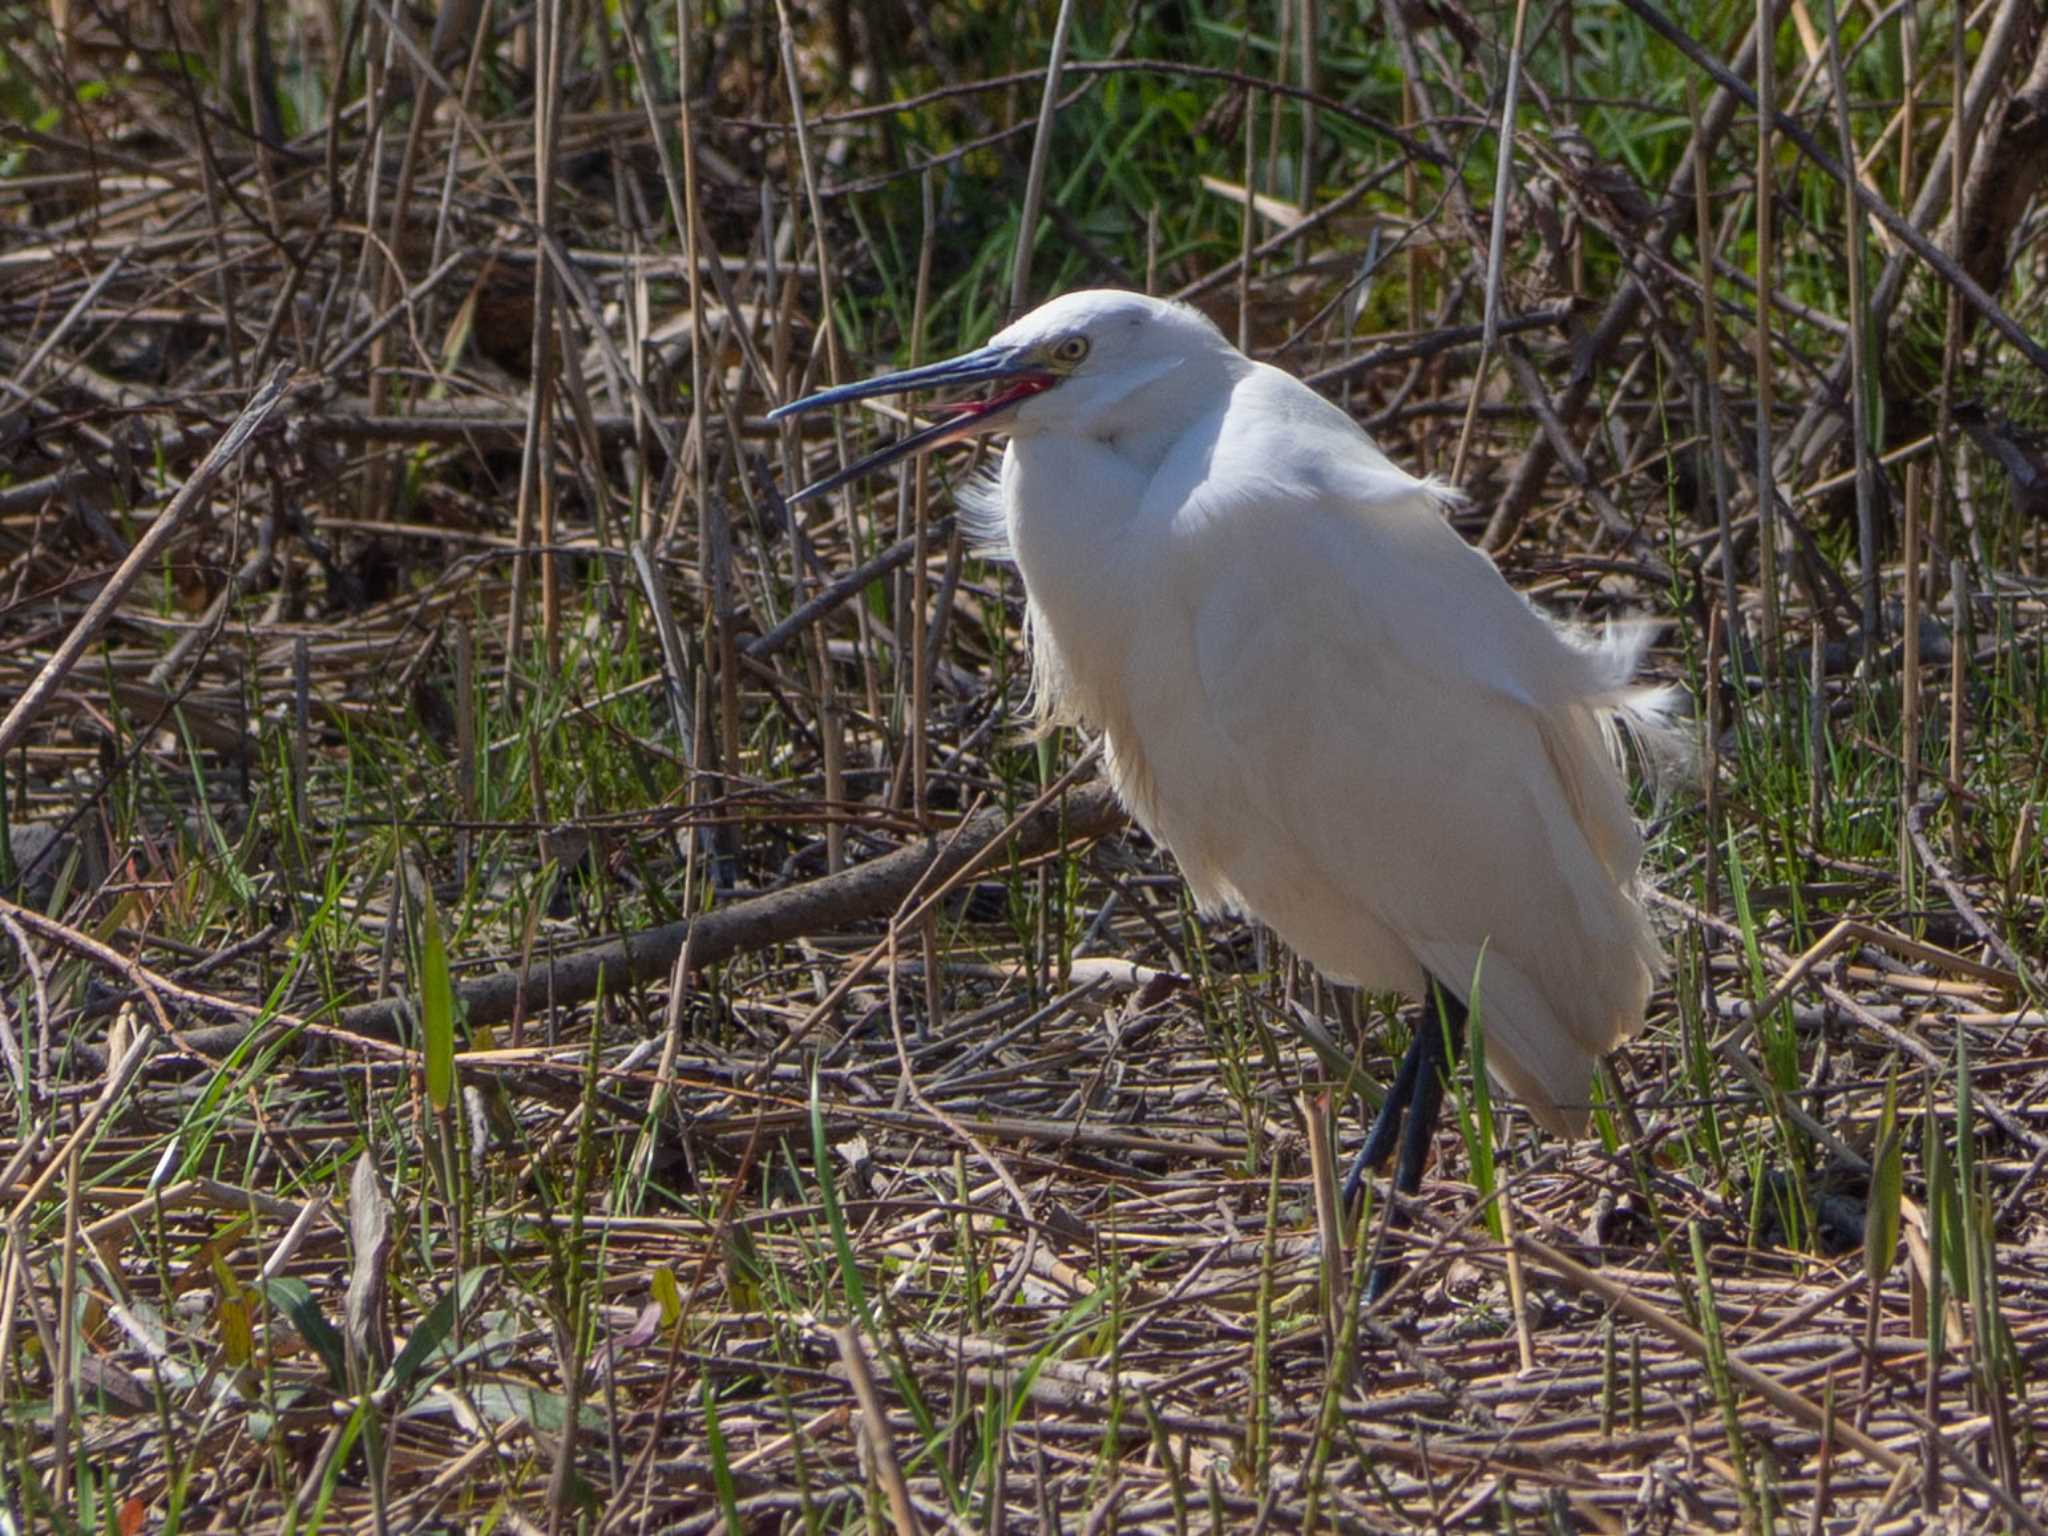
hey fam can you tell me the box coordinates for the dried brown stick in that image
[1622,0,2048,379]
[729,58,1445,172]
[1873,0,2036,328]
[830,1325,925,1536]
[743,515,951,663]
[1515,1232,1906,1474]
[1304,303,1577,391]
[1652,889,2046,1156]
[1771,3,2035,490]
[1942,21,2048,319]
[1902,1404,2048,1536]
[1484,8,1770,547]
[0,362,291,760]
[1500,341,1640,542]
[1905,798,2028,982]
[299,408,652,443]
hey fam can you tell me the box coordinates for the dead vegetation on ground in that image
[1,1,2047,1531]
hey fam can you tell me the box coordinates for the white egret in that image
[771,290,1677,1232]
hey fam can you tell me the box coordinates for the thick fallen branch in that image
[331,782,1130,1042]
[52,780,1132,1070]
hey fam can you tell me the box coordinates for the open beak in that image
[768,344,1054,504]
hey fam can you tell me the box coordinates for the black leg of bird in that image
[1346,1031,1423,1194]
[1343,977,1468,1200]
[1344,979,1469,1300]
[1395,989,1464,1194]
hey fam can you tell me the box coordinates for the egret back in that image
[1002,357,1673,1134]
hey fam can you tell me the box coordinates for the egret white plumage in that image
[771,289,1677,1226]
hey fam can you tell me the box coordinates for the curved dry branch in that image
[355,784,1128,1044]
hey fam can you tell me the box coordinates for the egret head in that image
[769,290,1242,503]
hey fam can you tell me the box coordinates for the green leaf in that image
[702,1378,744,1536]
[811,1069,870,1327]
[465,1382,606,1433]
[1458,951,1499,1242]
[1864,1061,1903,1284]
[381,1268,487,1400]
[419,876,456,1112]
[217,1290,253,1369]
[261,1276,347,1390]
[651,1265,681,1329]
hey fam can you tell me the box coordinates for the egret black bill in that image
[766,344,1054,504]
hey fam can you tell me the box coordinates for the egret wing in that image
[1143,435,1657,1131]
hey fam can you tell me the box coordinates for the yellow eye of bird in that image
[1053,336,1089,365]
